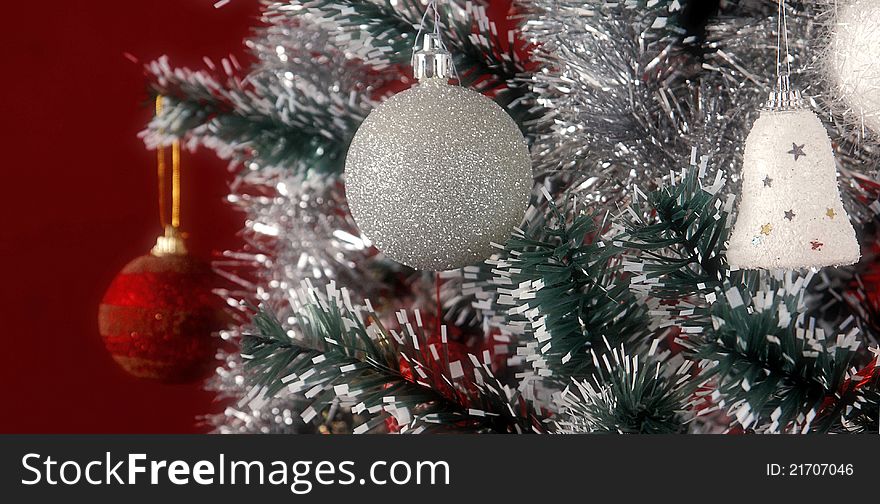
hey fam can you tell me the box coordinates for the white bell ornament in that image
[726,78,860,270]
[727,0,859,270]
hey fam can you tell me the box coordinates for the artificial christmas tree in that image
[142,0,879,434]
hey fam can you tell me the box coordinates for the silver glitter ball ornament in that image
[345,58,531,271]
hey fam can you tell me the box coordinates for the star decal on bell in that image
[726,0,860,270]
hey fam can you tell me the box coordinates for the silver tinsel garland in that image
[523,0,704,214]
[147,10,396,434]
[525,0,880,223]
[208,171,382,433]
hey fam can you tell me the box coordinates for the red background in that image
[1,0,260,432]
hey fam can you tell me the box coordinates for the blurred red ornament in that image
[98,227,224,383]
[98,96,226,383]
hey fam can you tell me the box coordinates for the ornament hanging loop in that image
[766,0,803,110]
[410,0,458,82]
[152,95,187,257]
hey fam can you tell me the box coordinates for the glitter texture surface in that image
[344,78,532,271]
[98,253,224,383]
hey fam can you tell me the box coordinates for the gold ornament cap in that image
[151,225,188,257]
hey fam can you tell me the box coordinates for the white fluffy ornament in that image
[827,0,880,135]
[344,34,532,271]
[727,81,860,269]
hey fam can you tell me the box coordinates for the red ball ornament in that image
[98,228,224,383]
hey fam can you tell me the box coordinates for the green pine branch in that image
[691,277,863,433]
[555,344,696,434]
[491,197,652,381]
[834,385,878,433]
[617,165,730,300]
[818,350,880,433]
[615,162,876,433]
[243,284,543,433]
[145,56,368,174]
[286,0,537,122]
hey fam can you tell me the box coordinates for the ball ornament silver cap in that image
[412,34,453,81]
